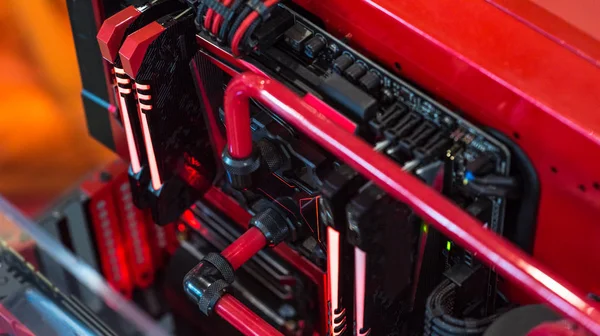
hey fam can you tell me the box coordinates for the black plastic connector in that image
[256,138,287,172]
[414,131,451,159]
[320,165,365,231]
[184,276,229,315]
[395,122,437,155]
[443,264,487,317]
[466,198,493,223]
[222,148,261,189]
[384,112,420,140]
[466,153,495,176]
[369,102,407,136]
[183,252,235,316]
[318,72,379,121]
[127,166,151,209]
[203,252,235,283]
[148,177,193,225]
[250,207,291,246]
[253,8,294,49]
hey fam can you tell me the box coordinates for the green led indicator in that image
[422,224,428,233]
[446,241,452,251]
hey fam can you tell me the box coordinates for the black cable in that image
[236,1,278,52]
[464,181,514,198]
[470,175,518,188]
[218,0,244,42]
[227,0,276,47]
[238,17,262,51]
[195,2,209,31]
[227,7,252,44]
[485,127,540,254]
[424,280,502,335]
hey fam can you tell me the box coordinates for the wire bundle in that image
[190,0,279,55]
[424,280,502,336]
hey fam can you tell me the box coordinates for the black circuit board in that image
[193,4,515,326]
[196,4,511,252]
[256,5,511,236]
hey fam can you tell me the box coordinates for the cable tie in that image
[204,0,235,18]
[245,0,271,21]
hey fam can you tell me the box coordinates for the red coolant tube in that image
[223,73,600,334]
[225,93,253,158]
[215,295,283,336]
[221,226,267,270]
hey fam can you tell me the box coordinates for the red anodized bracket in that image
[96,6,141,63]
[222,72,600,335]
[119,22,165,79]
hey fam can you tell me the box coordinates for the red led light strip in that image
[327,227,347,336]
[222,72,600,335]
[114,67,142,173]
[135,83,162,190]
[354,247,370,336]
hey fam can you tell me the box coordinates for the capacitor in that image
[359,71,381,93]
[381,88,395,105]
[344,62,367,82]
[304,35,327,58]
[332,54,353,74]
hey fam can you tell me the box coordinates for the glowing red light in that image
[139,106,162,189]
[117,90,142,173]
[327,227,343,335]
[181,210,202,230]
[355,247,370,336]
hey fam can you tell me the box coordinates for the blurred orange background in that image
[0,0,115,214]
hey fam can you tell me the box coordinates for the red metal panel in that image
[292,0,600,301]
[488,0,600,65]
[527,0,600,42]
